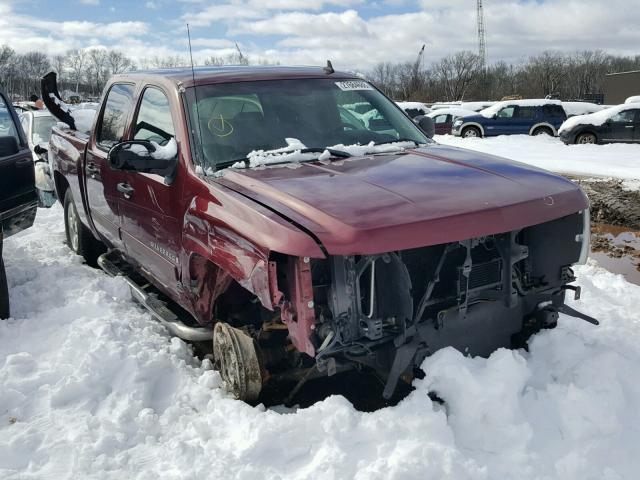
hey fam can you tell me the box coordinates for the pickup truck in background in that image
[43,67,596,404]
[0,88,38,319]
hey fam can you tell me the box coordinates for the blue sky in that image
[0,0,638,69]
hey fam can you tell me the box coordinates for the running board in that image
[97,251,213,342]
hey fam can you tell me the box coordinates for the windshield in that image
[185,78,431,170]
[33,116,57,145]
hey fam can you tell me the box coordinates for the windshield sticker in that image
[335,81,374,91]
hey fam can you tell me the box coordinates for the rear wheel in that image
[532,126,554,136]
[0,256,9,320]
[576,132,597,144]
[63,189,105,266]
[461,126,481,138]
[213,322,263,402]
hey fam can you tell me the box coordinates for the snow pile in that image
[151,138,178,160]
[70,109,96,134]
[559,104,640,134]
[625,95,640,104]
[561,102,604,117]
[427,107,477,120]
[1,206,640,478]
[395,101,431,114]
[480,99,562,118]
[436,133,640,179]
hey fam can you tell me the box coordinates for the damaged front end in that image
[266,210,596,400]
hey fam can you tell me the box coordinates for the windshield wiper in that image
[373,138,422,146]
[300,147,352,158]
[213,147,351,171]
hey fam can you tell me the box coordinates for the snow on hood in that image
[559,103,640,134]
[479,99,562,118]
[561,102,604,117]
[3,205,640,478]
[427,107,477,119]
[395,101,430,114]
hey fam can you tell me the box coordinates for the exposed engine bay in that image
[218,210,597,403]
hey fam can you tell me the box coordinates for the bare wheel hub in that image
[213,322,263,402]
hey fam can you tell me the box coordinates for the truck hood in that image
[211,145,588,255]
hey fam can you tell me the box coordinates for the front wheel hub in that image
[213,322,263,402]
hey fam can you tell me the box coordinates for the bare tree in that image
[434,51,482,100]
[107,50,133,75]
[66,49,87,93]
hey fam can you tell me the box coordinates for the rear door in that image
[85,83,135,247]
[512,106,536,134]
[603,109,638,142]
[0,92,37,237]
[118,86,182,292]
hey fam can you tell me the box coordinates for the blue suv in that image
[452,100,567,138]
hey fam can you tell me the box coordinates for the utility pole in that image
[477,0,487,70]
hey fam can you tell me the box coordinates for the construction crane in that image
[477,0,487,70]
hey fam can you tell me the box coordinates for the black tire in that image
[63,189,105,267]
[532,126,553,136]
[0,256,9,320]
[461,126,481,138]
[576,132,597,145]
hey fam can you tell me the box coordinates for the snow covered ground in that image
[436,134,640,180]
[2,202,640,478]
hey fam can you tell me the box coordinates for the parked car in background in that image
[559,103,640,144]
[453,100,567,138]
[396,101,430,118]
[561,101,604,118]
[19,110,57,206]
[0,89,38,319]
[426,107,477,135]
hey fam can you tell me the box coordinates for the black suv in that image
[0,88,37,318]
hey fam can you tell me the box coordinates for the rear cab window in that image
[97,83,135,150]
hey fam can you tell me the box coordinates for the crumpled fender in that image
[182,191,325,323]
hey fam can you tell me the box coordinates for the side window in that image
[0,96,20,154]
[97,83,135,149]
[134,87,176,146]
[433,114,448,124]
[611,110,637,123]
[515,106,536,118]
[497,106,515,118]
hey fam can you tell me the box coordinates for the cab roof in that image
[111,65,357,89]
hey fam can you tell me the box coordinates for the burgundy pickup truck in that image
[43,66,595,403]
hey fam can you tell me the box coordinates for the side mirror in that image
[414,115,435,138]
[0,136,19,157]
[108,139,177,182]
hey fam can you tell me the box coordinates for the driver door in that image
[118,86,182,292]
[0,92,37,237]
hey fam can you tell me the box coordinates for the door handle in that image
[16,158,32,167]
[625,125,634,128]
[86,162,100,178]
[117,183,134,199]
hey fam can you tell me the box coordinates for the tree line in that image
[0,43,638,103]
[0,45,250,100]
[369,50,640,103]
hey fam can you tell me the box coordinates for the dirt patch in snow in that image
[572,177,640,229]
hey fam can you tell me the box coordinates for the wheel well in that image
[462,124,483,136]
[576,130,598,142]
[530,123,557,136]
